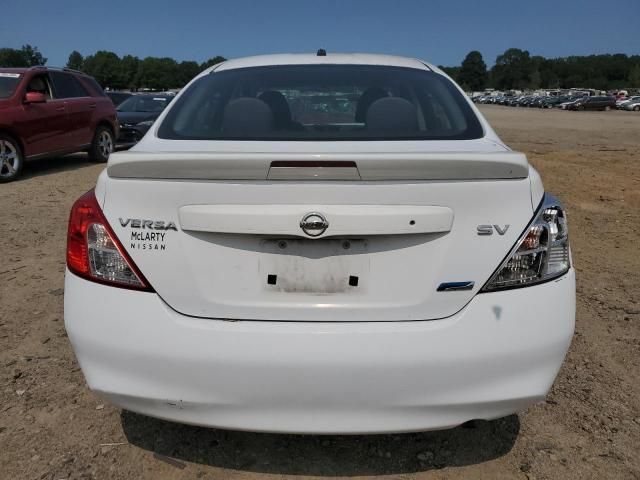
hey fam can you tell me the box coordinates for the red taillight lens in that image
[67,189,153,291]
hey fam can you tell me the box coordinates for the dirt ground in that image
[1,106,639,480]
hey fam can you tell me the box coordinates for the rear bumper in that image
[64,269,575,434]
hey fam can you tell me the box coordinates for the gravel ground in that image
[1,106,639,480]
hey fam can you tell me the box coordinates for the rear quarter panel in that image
[93,97,118,138]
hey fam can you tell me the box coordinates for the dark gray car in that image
[116,94,173,146]
[568,96,616,111]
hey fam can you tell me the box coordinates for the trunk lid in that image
[101,147,533,322]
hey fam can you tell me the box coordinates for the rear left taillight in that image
[67,189,153,291]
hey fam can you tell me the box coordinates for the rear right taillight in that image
[67,189,153,291]
[481,193,570,292]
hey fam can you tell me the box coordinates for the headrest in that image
[258,91,292,128]
[355,87,389,122]
[221,97,274,135]
[366,97,419,132]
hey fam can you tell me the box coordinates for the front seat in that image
[27,76,50,99]
[221,97,274,135]
[366,97,419,133]
[355,87,389,123]
[258,91,304,131]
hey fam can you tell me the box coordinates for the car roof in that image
[0,66,93,78]
[211,53,433,73]
[0,68,29,74]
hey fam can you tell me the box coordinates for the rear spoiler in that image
[107,151,529,181]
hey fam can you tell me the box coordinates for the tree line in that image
[441,48,640,92]
[0,45,225,90]
[2,44,639,92]
[0,45,47,69]
[66,51,226,90]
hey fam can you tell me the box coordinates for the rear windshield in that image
[158,65,483,141]
[0,73,21,99]
[118,96,171,113]
[80,76,107,97]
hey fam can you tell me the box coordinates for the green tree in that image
[438,65,461,82]
[0,48,28,67]
[21,44,47,66]
[491,48,534,90]
[120,55,140,89]
[200,56,226,70]
[437,52,640,91]
[0,45,46,67]
[82,51,126,89]
[178,61,201,86]
[67,50,84,70]
[628,64,640,87]
[135,57,179,90]
[458,51,487,91]
[538,58,560,88]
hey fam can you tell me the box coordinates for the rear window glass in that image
[50,72,89,98]
[0,73,21,99]
[158,65,483,141]
[107,92,131,105]
[118,96,170,113]
[80,76,107,97]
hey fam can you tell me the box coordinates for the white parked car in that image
[622,98,640,111]
[616,95,640,109]
[65,53,575,434]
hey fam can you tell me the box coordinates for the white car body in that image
[65,53,575,434]
[622,100,640,111]
[616,95,640,108]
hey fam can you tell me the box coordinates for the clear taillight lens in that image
[67,189,153,291]
[481,193,570,291]
[86,223,143,287]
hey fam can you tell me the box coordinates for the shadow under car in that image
[121,410,520,476]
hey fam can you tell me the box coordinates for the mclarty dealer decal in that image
[119,218,178,251]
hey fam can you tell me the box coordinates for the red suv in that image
[0,67,119,182]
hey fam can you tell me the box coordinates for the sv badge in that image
[477,224,510,236]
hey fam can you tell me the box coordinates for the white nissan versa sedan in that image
[64,53,575,434]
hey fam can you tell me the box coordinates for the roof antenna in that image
[317,49,327,57]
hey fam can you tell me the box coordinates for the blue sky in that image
[2,0,638,67]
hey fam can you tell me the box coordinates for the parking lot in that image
[1,105,639,479]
